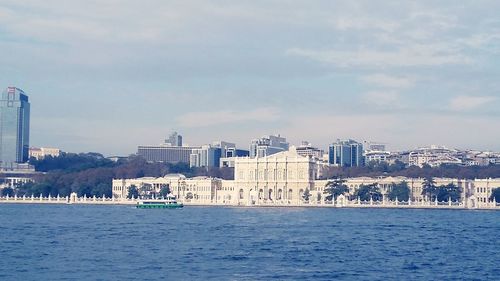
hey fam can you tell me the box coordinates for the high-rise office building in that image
[0,87,30,167]
[249,134,289,158]
[165,132,182,147]
[328,139,364,167]
[190,145,222,168]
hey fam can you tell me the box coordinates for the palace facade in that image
[112,150,500,208]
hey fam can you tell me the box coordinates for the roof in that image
[163,173,186,179]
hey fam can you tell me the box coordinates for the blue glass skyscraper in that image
[0,87,30,167]
[328,139,364,167]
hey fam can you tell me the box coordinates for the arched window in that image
[288,189,293,200]
[239,189,244,200]
[277,189,283,200]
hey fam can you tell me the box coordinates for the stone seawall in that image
[1,195,499,210]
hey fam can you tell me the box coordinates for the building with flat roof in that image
[165,132,182,147]
[29,147,61,160]
[0,87,30,168]
[328,139,364,167]
[138,144,198,164]
[295,141,324,159]
[249,134,289,158]
[190,145,222,168]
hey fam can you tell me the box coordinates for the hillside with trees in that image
[15,153,233,197]
[10,153,500,198]
[322,161,500,180]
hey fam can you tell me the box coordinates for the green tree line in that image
[323,177,464,202]
[12,153,233,197]
[323,160,500,180]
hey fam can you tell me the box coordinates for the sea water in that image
[0,204,498,280]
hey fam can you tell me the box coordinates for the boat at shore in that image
[136,196,183,209]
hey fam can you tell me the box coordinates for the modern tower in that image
[165,131,182,147]
[249,134,289,158]
[328,139,364,167]
[0,87,30,167]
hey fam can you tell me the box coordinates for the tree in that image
[490,188,500,203]
[324,178,349,201]
[1,187,14,197]
[127,185,139,199]
[421,177,437,201]
[302,188,311,202]
[388,181,410,201]
[159,185,171,198]
[139,183,153,198]
[436,183,462,202]
[91,183,112,198]
[354,183,382,201]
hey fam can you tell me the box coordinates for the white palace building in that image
[112,148,500,208]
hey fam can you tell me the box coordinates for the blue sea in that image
[0,204,498,280]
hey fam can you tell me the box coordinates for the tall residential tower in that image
[0,87,30,168]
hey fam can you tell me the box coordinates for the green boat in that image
[136,196,183,209]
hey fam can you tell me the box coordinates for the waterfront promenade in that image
[0,194,498,210]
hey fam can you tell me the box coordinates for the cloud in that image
[457,33,500,52]
[449,96,497,111]
[408,11,458,31]
[331,17,399,32]
[280,113,500,151]
[286,44,473,68]
[361,91,400,107]
[177,107,281,127]
[361,73,415,89]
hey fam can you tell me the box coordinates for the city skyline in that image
[1,1,500,155]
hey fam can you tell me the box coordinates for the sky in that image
[0,0,499,155]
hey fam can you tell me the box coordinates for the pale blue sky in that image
[1,1,499,155]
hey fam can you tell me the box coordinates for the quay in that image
[0,193,498,210]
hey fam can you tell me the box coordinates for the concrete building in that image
[138,145,198,164]
[220,157,236,168]
[295,141,324,159]
[112,174,220,204]
[190,145,222,168]
[328,139,364,167]
[29,147,61,160]
[363,141,386,152]
[138,135,200,164]
[189,141,249,168]
[472,179,500,205]
[0,87,30,169]
[249,134,289,158]
[212,141,234,158]
[212,141,248,158]
[408,151,462,167]
[165,132,182,147]
[365,151,391,163]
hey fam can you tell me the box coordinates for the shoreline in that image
[1,197,498,210]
